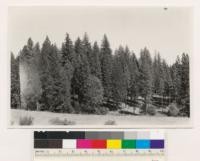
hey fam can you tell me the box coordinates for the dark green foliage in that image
[11,53,21,109]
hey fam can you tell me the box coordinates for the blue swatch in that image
[136,140,150,149]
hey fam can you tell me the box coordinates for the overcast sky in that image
[8,6,193,64]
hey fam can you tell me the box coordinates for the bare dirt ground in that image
[10,109,190,127]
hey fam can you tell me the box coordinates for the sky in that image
[8,6,193,64]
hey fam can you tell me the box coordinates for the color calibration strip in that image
[34,131,165,150]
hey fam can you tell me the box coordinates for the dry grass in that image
[49,117,76,125]
[11,109,189,127]
[104,120,116,125]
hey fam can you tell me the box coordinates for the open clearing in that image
[10,109,189,127]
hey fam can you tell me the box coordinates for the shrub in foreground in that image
[167,103,179,116]
[19,116,34,125]
[147,104,157,115]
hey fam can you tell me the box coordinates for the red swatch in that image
[91,140,107,149]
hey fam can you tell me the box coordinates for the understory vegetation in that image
[11,33,190,117]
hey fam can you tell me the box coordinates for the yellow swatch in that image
[107,139,121,149]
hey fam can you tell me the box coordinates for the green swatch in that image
[122,140,136,149]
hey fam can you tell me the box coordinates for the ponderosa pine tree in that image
[11,52,21,109]
[100,34,112,100]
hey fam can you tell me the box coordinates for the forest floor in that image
[10,109,189,127]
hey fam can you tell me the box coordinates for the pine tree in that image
[171,56,182,104]
[152,53,165,96]
[112,51,127,104]
[84,75,104,113]
[71,37,91,112]
[129,52,140,101]
[138,47,153,113]
[91,41,102,79]
[11,52,21,109]
[19,38,41,110]
[100,34,113,100]
[82,33,92,66]
[180,53,190,116]
[39,37,71,112]
[61,33,75,66]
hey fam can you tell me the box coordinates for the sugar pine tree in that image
[11,52,21,109]
[100,34,112,100]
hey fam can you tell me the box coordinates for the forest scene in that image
[10,32,190,125]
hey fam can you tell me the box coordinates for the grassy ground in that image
[10,109,189,126]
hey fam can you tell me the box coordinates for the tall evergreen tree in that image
[19,38,41,110]
[61,33,75,66]
[129,52,140,101]
[11,53,21,109]
[39,37,71,112]
[90,41,102,79]
[152,53,165,96]
[100,34,113,99]
[180,53,190,116]
[72,37,91,112]
[112,51,127,104]
[171,56,182,104]
[138,47,153,113]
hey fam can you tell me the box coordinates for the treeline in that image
[11,33,190,116]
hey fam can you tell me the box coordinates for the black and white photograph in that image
[9,6,192,127]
